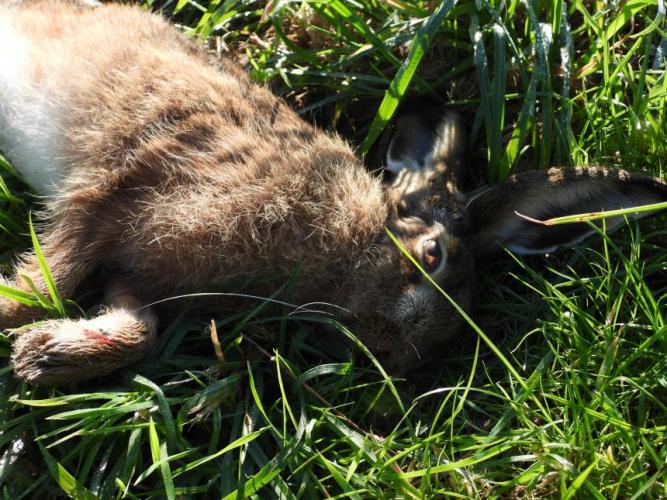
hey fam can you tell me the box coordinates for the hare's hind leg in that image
[0,220,102,327]
[10,280,157,386]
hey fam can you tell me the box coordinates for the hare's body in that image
[0,3,385,301]
[2,2,666,386]
[5,2,471,385]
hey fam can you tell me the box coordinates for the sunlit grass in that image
[0,0,665,498]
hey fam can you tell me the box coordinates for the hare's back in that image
[0,2,202,196]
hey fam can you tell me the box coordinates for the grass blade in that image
[360,0,457,154]
[38,442,98,500]
[28,213,64,316]
[148,417,175,500]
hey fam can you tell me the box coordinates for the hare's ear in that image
[386,111,466,174]
[386,114,438,173]
[466,167,667,259]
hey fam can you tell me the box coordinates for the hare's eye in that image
[396,200,410,219]
[421,239,443,273]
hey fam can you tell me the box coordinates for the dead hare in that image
[0,1,665,385]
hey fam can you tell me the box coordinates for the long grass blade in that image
[360,0,457,154]
[28,213,65,316]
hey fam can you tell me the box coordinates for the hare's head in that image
[344,109,667,375]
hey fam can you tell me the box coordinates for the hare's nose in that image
[420,238,443,273]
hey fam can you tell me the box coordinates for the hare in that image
[1,1,665,386]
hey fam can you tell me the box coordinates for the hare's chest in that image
[0,19,68,198]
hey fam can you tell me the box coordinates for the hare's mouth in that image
[332,311,432,375]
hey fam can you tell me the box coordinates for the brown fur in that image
[5,2,385,296]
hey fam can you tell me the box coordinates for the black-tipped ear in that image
[465,167,667,259]
[386,114,438,173]
[386,111,466,174]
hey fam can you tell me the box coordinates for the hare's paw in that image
[10,311,155,386]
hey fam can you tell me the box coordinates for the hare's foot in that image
[11,308,157,386]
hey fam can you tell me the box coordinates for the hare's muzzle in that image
[342,311,420,371]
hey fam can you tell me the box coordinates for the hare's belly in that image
[0,18,67,198]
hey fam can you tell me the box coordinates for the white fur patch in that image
[0,17,67,197]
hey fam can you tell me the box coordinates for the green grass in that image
[1,0,666,497]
